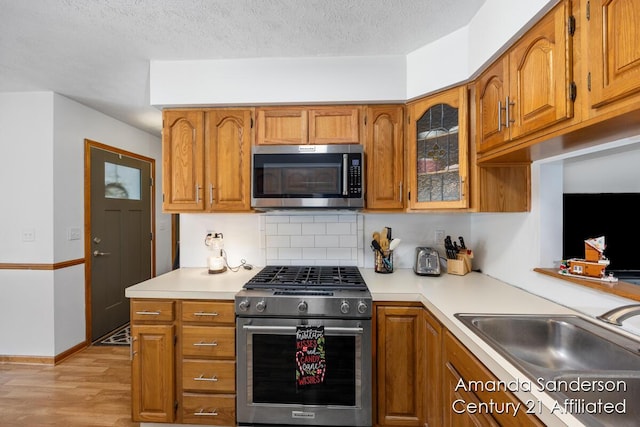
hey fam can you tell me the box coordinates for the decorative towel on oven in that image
[295,325,326,387]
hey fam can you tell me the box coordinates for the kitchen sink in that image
[455,314,640,426]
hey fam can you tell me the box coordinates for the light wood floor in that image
[0,345,139,427]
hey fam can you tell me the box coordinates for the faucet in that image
[597,304,640,326]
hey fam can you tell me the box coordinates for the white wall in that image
[471,141,640,335]
[150,56,407,107]
[0,92,167,357]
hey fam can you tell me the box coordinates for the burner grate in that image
[245,265,366,290]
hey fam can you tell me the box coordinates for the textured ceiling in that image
[0,0,485,136]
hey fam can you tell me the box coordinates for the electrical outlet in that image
[435,229,445,243]
[21,228,36,242]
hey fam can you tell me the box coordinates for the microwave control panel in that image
[348,155,362,198]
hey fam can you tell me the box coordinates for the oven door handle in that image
[242,325,364,335]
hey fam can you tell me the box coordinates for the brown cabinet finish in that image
[588,0,640,108]
[162,110,205,211]
[131,299,177,423]
[443,331,543,427]
[477,0,574,153]
[364,105,404,210]
[256,106,362,145]
[407,86,469,210]
[423,308,443,427]
[179,300,236,426]
[205,109,252,211]
[375,304,425,426]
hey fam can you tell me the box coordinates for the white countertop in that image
[127,267,620,427]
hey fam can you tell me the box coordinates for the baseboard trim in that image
[0,341,88,365]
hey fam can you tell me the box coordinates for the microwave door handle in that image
[342,154,349,196]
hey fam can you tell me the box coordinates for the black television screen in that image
[563,193,640,273]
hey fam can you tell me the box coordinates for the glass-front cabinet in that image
[407,86,469,209]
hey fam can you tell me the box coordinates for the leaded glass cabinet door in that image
[408,86,468,209]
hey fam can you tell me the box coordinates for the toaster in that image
[414,247,441,276]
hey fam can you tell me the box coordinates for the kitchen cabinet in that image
[374,303,425,427]
[205,109,252,211]
[162,108,252,213]
[443,331,544,427]
[179,300,236,426]
[588,0,640,109]
[131,299,176,423]
[364,105,404,210]
[256,106,362,145]
[476,0,574,153]
[407,86,469,210]
[162,110,205,211]
[423,308,443,427]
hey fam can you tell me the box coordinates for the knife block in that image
[447,250,473,275]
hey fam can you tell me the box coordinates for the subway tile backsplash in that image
[260,213,364,266]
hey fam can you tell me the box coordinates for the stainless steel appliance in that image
[251,144,364,209]
[235,265,372,426]
[414,246,441,276]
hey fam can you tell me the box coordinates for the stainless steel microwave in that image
[251,144,364,209]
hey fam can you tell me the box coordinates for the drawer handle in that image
[195,409,218,416]
[194,374,218,382]
[135,310,161,315]
[193,341,218,347]
[193,311,219,317]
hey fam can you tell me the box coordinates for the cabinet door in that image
[476,57,509,153]
[408,86,469,210]
[423,309,443,427]
[509,0,573,139]
[365,105,404,210]
[589,0,640,108]
[205,109,252,211]
[256,108,307,145]
[162,110,205,211]
[131,324,176,422]
[376,305,425,426]
[443,362,498,427]
[308,106,361,144]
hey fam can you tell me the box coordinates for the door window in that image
[104,162,141,200]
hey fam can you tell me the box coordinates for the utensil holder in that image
[375,250,393,274]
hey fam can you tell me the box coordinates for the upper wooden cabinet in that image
[588,0,640,108]
[477,0,574,153]
[407,86,469,210]
[364,105,404,210]
[256,106,362,145]
[205,109,252,211]
[162,108,253,213]
[162,110,205,211]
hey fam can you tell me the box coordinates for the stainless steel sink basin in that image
[455,314,640,426]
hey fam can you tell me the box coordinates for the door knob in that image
[93,250,111,257]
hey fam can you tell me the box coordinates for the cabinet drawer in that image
[182,360,235,393]
[182,301,235,324]
[182,393,235,425]
[131,300,175,322]
[182,326,235,358]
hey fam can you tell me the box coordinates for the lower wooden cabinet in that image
[131,299,236,426]
[131,300,177,423]
[443,331,543,427]
[374,303,426,427]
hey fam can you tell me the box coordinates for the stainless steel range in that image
[235,265,372,427]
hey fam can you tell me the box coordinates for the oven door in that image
[236,316,372,426]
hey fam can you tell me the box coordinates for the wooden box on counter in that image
[447,250,473,276]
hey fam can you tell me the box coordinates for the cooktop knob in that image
[238,299,250,311]
[340,300,350,314]
[297,300,308,313]
[255,299,266,312]
[357,301,368,314]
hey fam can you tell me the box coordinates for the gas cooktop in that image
[244,265,367,291]
[237,265,371,318]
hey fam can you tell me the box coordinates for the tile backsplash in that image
[261,213,364,266]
